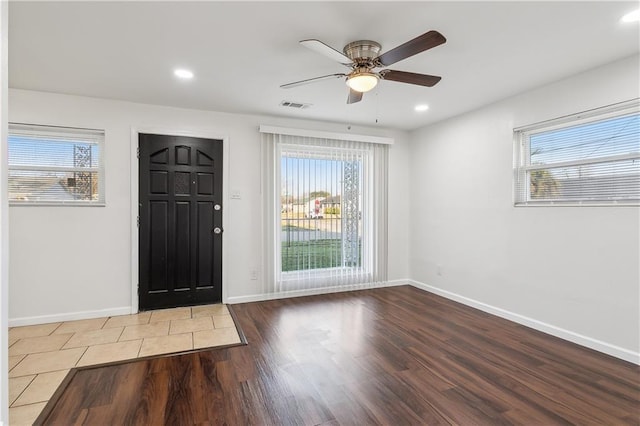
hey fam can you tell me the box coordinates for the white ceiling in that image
[8,1,640,131]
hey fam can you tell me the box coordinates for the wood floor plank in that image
[36,286,640,425]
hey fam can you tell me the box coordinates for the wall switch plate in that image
[230,191,241,200]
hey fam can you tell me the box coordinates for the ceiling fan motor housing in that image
[343,40,382,63]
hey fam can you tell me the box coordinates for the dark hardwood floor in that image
[37,286,639,425]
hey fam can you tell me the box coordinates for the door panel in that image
[139,133,223,310]
[197,201,214,287]
[174,201,191,289]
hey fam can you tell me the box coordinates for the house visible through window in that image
[261,127,389,293]
[8,123,105,205]
[514,100,640,205]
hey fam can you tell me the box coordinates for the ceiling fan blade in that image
[376,30,446,67]
[281,73,346,89]
[347,89,363,104]
[300,39,352,65]
[381,70,441,87]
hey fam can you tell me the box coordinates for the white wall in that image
[8,89,410,324]
[1,0,9,422]
[409,54,640,363]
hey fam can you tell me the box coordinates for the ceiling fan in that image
[281,30,446,104]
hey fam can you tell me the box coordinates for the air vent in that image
[280,101,312,109]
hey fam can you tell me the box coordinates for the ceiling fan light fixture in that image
[346,72,379,93]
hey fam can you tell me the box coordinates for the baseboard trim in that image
[409,280,639,365]
[7,280,410,326]
[9,307,132,327]
[225,279,409,304]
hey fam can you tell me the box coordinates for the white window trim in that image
[8,123,106,206]
[513,99,640,207]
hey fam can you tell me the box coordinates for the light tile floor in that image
[8,304,241,425]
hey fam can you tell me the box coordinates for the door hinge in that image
[136,147,140,159]
[137,215,140,227]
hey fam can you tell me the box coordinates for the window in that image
[514,100,640,205]
[261,126,389,293]
[8,123,105,205]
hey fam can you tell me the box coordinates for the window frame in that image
[513,99,640,207]
[260,126,390,295]
[8,123,106,206]
[277,142,371,286]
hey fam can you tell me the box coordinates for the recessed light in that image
[174,68,194,79]
[414,104,429,112]
[621,9,639,23]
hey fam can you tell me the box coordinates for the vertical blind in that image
[514,100,640,205]
[261,129,388,294]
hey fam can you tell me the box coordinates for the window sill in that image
[9,202,106,207]
[514,200,639,207]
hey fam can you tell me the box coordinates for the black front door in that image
[138,133,223,310]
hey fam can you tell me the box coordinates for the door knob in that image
[213,227,223,234]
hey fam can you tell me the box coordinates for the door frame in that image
[130,127,230,314]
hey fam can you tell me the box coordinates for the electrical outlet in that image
[250,269,258,280]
